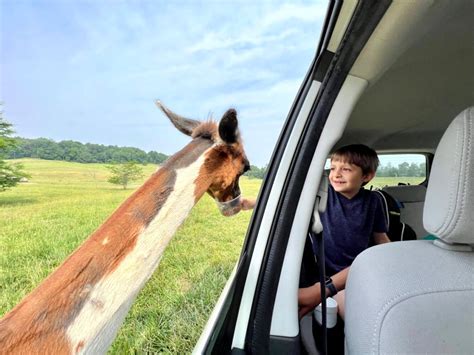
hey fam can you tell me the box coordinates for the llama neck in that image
[0,142,213,354]
[67,153,209,353]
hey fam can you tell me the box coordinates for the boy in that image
[298,144,390,319]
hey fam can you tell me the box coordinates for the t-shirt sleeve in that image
[373,193,388,233]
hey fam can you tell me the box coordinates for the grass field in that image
[0,159,260,353]
[0,159,424,352]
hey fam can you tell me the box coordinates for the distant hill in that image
[7,137,168,164]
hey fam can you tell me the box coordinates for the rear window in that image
[325,153,427,189]
[371,154,427,188]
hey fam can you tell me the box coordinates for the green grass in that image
[0,159,260,353]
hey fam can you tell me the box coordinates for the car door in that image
[194,1,392,354]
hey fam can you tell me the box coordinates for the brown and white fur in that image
[0,101,255,354]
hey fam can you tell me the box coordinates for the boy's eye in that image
[343,168,351,172]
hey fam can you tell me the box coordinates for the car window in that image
[372,154,427,188]
[325,153,427,188]
[1,2,322,354]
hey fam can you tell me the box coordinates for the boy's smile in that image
[329,160,373,199]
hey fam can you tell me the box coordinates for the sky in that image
[1,0,326,167]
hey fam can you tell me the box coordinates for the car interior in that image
[195,1,473,354]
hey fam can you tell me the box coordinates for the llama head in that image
[155,100,251,216]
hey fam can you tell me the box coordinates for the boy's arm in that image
[298,267,349,318]
[240,198,256,210]
[373,232,391,244]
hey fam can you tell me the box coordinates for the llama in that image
[0,101,255,354]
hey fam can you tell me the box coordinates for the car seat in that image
[344,107,474,354]
[382,185,428,238]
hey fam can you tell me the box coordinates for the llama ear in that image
[218,108,239,144]
[155,100,200,137]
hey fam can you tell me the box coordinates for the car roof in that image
[330,0,473,153]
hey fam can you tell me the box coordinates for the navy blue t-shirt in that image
[314,185,388,276]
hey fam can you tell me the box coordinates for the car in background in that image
[195,0,473,353]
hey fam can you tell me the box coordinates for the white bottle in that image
[314,297,338,328]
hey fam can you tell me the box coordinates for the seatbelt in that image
[309,175,328,354]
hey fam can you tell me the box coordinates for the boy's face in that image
[329,159,374,199]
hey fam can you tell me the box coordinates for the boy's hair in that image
[331,144,379,175]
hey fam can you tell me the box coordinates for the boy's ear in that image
[363,171,376,183]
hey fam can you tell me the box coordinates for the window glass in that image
[325,154,427,189]
[371,154,426,188]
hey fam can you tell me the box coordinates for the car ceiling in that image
[334,0,474,153]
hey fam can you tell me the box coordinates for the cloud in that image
[261,2,327,28]
[187,28,299,54]
[187,2,325,56]
[2,0,326,167]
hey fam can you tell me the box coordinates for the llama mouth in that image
[215,195,242,216]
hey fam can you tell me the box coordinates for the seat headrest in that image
[423,107,474,244]
[382,185,426,202]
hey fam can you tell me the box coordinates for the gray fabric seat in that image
[382,185,428,239]
[345,107,474,354]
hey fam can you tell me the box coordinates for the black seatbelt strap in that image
[310,174,329,355]
[309,229,327,355]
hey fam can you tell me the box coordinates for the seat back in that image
[382,185,428,238]
[345,107,474,354]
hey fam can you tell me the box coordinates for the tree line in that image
[377,162,426,177]
[246,165,267,180]
[225,161,426,180]
[7,136,270,178]
[7,137,169,164]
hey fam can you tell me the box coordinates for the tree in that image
[147,150,168,164]
[245,164,267,179]
[106,161,144,189]
[398,162,410,177]
[0,110,29,191]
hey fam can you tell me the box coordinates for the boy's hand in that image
[241,198,256,210]
[298,283,321,318]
